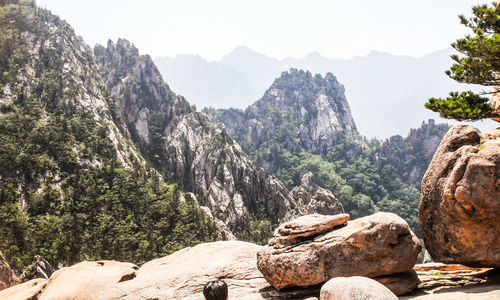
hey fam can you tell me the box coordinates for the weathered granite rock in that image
[419,125,500,267]
[0,251,15,291]
[99,241,319,300]
[39,261,138,300]
[373,270,420,296]
[320,276,398,300]
[0,278,46,300]
[257,212,421,290]
[271,213,350,246]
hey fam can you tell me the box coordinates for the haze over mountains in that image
[155,46,496,138]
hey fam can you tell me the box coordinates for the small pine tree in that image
[425,2,500,122]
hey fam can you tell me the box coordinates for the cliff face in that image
[95,40,327,232]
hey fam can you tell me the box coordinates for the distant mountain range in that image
[155,46,496,138]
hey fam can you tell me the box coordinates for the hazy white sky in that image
[36,0,481,60]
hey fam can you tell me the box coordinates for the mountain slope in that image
[0,0,218,274]
[206,70,451,236]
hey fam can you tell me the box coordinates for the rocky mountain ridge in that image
[205,69,359,158]
[92,39,345,236]
[204,68,450,236]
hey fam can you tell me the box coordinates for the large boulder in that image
[39,261,138,300]
[419,125,500,267]
[257,212,421,290]
[99,241,318,300]
[320,276,398,300]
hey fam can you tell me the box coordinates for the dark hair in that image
[203,279,228,300]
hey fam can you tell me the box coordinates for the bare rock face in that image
[319,276,398,300]
[0,278,46,300]
[38,261,138,300]
[0,251,15,291]
[257,212,421,290]
[419,125,500,267]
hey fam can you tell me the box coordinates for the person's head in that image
[203,279,228,300]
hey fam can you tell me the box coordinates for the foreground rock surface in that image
[39,261,138,300]
[320,276,398,300]
[99,241,318,300]
[257,212,421,290]
[419,125,500,267]
[3,244,500,299]
[0,278,46,300]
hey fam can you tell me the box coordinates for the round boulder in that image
[320,276,397,300]
[257,212,421,290]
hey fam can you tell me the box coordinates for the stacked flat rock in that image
[257,212,421,290]
[419,125,500,267]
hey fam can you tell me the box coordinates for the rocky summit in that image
[204,68,359,158]
[257,212,421,290]
[419,125,500,267]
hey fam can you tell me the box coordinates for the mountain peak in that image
[235,68,359,154]
[269,68,343,96]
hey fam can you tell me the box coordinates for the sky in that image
[35,0,482,61]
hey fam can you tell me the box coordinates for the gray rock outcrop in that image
[288,172,344,217]
[94,40,300,230]
[257,212,421,290]
[419,125,500,267]
[93,41,351,232]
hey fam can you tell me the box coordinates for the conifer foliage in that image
[425,2,500,121]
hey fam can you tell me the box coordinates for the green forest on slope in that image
[0,0,218,276]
